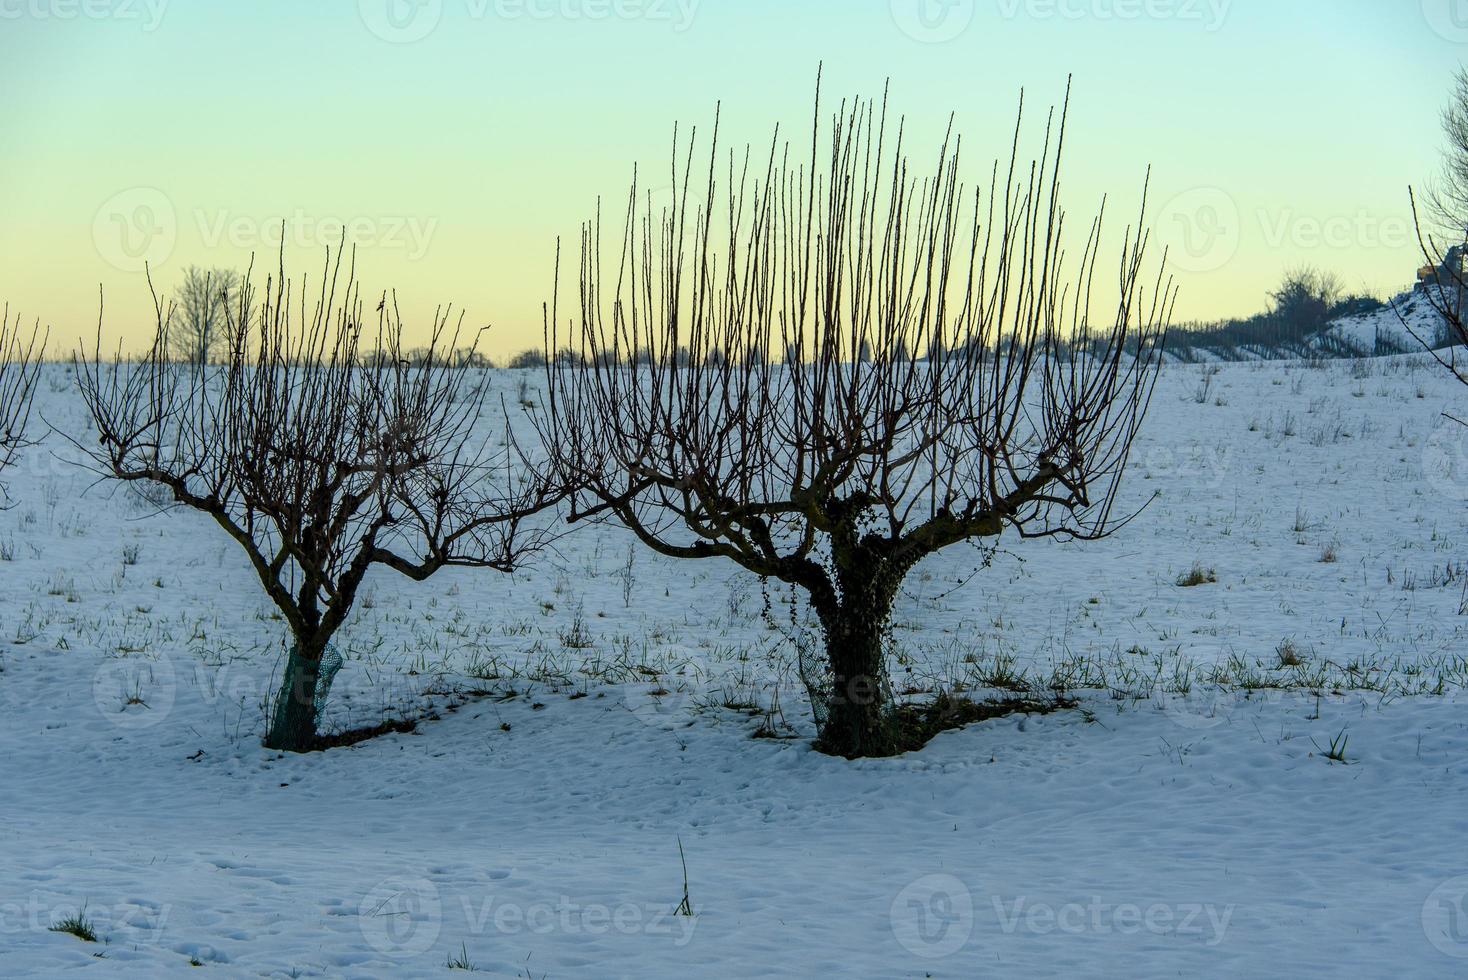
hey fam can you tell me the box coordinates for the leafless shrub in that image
[0,306,44,496]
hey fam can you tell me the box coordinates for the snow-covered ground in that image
[4,356,1468,977]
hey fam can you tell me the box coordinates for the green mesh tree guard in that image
[314,645,344,715]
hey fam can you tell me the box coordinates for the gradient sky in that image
[1,0,1463,356]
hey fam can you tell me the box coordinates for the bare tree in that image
[1427,68,1468,241]
[1408,68,1468,372]
[1409,190,1468,391]
[1266,266,1344,341]
[536,77,1171,758]
[171,265,243,367]
[0,305,44,493]
[77,247,558,751]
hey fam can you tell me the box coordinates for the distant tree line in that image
[1160,267,1392,362]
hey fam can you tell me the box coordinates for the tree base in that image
[263,645,321,753]
[815,700,901,759]
[819,692,1080,758]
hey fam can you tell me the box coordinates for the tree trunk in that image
[264,641,321,752]
[818,607,899,758]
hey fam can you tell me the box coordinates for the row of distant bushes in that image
[1163,267,1389,357]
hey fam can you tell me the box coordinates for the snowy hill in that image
[1318,290,1452,358]
[1165,288,1458,363]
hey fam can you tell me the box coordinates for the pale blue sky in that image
[1,0,1462,352]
